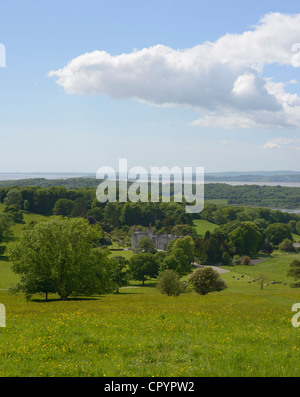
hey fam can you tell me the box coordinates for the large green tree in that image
[229,222,264,256]
[194,234,222,265]
[265,223,293,245]
[137,236,156,254]
[52,198,75,216]
[109,256,129,293]
[9,217,113,300]
[171,236,195,264]
[4,188,23,209]
[128,253,159,285]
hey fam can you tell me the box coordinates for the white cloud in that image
[191,113,259,129]
[49,12,300,129]
[262,136,300,149]
[262,142,282,149]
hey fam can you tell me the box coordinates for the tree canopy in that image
[9,217,113,300]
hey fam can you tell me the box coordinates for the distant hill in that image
[0,177,99,188]
[0,176,299,209]
[205,171,300,182]
[1,170,300,187]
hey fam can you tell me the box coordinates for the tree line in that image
[0,178,299,208]
[205,183,300,209]
[0,186,193,233]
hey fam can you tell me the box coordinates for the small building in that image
[131,228,181,252]
[293,243,300,251]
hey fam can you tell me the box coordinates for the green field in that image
[1,273,300,377]
[193,219,219,236]
[293,233,300,243]
[1,208,300,377]
[109,249,134,260]
[223,252,300,284]
[205,199,229,205]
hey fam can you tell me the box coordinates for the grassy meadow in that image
[1,279,300,377]
[193,219,219,236]
[0,209,300,377]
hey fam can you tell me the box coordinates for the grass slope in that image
[1,279,300,377]
[193,219,219,236]
[223,252,300,284]
[1,205,300,377]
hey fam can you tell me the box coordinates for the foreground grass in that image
[1,205,300,377]
[0,258,19,289]
[1,279,300,377]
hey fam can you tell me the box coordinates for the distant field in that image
[193,219,219,236]
[223,252,300,284]
[205,199,229,205]
[109,249,134,260]
[293,233,300,243]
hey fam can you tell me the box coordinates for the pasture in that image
[1,274,300,377]
[0,207,300,377]
[193,219,218,236]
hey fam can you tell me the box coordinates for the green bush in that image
[278,238,295,252]
[189,267,227,295]
[157,269,182,297]
[242,256,251,265]
[232,255,241,265]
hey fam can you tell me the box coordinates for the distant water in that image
[273,208,300,214]
[1,173,300,188]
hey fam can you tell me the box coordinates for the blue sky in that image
[0,0,300,173]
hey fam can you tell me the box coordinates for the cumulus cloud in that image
[49,12,300,129]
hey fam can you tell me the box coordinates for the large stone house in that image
[131,228,181,252]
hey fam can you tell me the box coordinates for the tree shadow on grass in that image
[0,255,10,262]
[31,296,104,303]
[115,291,143,295]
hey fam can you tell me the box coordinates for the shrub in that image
[232,255,241,265]
[242,256,251,265]
[157,269,182,297]
[188,267,227,295]
[287,259,300,288]
[278,238,295,252]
